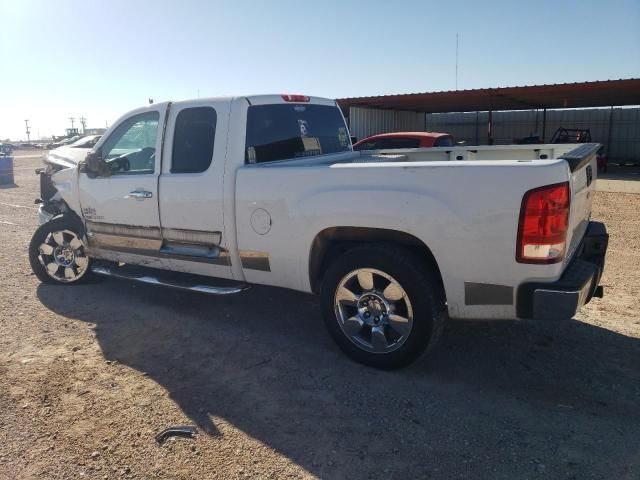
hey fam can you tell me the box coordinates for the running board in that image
[91,265,249,295]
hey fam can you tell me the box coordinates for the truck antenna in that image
[455,33,459,90]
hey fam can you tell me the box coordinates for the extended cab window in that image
[101,111,159,174]
[171,107,217,173]
[245,104,351,164]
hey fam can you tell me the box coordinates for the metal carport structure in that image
[337,78,640,147]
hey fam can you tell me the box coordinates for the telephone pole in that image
[24,120,31,144]
[69,117,76,131]
[80,116,87,134]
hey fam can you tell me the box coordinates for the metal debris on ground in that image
[155,426,197,444]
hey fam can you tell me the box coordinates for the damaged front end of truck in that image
[34,154,86,225]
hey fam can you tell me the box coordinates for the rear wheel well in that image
[309,227,445,298]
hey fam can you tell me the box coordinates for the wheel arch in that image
[55,209,86,236]
[308,226,445,298]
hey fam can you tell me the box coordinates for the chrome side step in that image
[91,265,249,295]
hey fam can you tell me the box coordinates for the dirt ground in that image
[1,152,639,480]
[596,164,640,194]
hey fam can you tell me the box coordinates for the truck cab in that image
[36,95,352,282]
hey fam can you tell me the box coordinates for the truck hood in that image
[45,146,90,170]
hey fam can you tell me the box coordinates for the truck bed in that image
[235,143,598,320]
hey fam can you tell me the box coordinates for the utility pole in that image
[80,117,87,134]
[69,117,76,132]
[24,119,31,144]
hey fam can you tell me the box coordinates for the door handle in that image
[124,190,153,199]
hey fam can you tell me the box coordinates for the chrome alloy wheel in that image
[334,268,414,353]
[37,229,89,283]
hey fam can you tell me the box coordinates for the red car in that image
[353,132,454,150]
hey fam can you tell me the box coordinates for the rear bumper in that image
[517,221,608,320]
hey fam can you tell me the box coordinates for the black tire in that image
[29,215,94,285]
[320,243,446,369]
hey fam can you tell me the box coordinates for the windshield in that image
[245,104,351,164]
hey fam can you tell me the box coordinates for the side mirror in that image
[80,149,111,178]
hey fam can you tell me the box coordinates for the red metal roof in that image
[337,79,640,114]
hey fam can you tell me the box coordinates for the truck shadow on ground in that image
[37,279,640,477]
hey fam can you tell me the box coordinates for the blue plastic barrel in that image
[0,156,14,185]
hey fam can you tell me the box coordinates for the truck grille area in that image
[39,171,57,203]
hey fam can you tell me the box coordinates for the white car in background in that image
[45,135,102,170]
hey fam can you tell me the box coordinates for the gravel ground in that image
[1,152,639,479]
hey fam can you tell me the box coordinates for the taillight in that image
[281,94,310,102]
[516,182,570,264]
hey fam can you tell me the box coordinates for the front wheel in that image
[29,216,93,285]
[320,244,446,369]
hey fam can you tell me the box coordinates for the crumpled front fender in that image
[37,205,55,225]
[50,166,82,219]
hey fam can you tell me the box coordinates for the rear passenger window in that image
[245,104,350,163]
[171,107,217,173]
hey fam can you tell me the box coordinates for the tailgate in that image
[561,143,600,264]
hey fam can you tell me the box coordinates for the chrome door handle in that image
[124,190,153,199]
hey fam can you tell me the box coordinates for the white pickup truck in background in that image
[30,94,608,369]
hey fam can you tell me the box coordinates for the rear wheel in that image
[321,244,446,369]
[29,216,92,285]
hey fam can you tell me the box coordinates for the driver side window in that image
[101,111,159,175]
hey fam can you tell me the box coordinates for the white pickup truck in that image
[30,94,608,369]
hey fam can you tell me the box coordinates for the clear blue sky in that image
[1,0,639,140]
